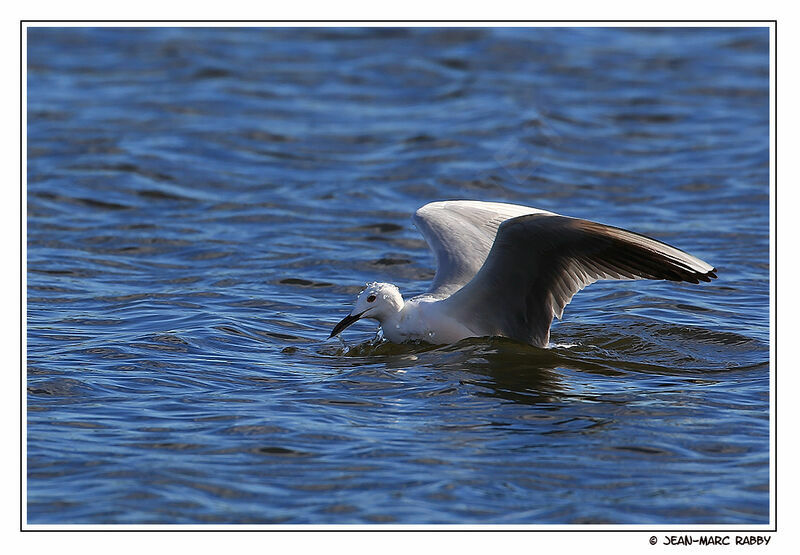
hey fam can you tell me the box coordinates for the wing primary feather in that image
[442,212,716,347]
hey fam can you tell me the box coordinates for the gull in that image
[330,200,716,347]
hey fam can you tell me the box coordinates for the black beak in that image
[329,311,365,339]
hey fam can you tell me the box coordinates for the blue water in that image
[26,26,770,525]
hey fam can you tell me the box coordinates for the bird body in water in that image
[330,200,716,348]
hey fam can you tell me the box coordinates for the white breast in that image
[382,298,476,344]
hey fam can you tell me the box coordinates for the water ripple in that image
[27,26,769,525]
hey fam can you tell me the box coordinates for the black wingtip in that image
[698,268,718,282]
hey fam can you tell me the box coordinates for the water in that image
[26,26,770,525]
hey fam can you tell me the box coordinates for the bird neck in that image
[378,294,405,326]
[383,288,405,314]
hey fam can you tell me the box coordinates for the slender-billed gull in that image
[330,200,716,347]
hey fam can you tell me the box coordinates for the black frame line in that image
[20,18,778,534]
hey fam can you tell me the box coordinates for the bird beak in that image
[329,311,365,339]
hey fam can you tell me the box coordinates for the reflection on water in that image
[27,26,769,524]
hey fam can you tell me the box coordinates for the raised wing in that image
[442,213,717,347]
[412,200,554,298]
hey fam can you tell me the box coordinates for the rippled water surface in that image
[26,27,770,525]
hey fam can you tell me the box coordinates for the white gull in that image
[330,200,716,347]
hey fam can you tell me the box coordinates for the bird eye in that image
[367,295,376,303]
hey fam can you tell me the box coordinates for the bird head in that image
[329,282,404,339]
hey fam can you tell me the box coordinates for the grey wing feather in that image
[442,213,717,347]
[412,200,554,298]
